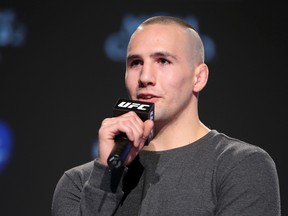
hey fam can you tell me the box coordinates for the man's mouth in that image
[137,94,159,103]
[138,95,154,99]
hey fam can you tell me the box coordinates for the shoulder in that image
[64,160,95,180]
[208,130,271,159]
[53,160,95,199]
[205,131,280,215]
[208,130,277,177]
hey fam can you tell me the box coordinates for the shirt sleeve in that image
[215,148,281,216]
[51,160,126,216]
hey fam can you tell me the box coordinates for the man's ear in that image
[193,63,209,92]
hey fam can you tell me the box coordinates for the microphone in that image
[107,98,154,169]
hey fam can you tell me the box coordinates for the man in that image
[51,15,281,215]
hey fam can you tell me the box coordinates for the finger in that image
[143,119,154,142]
[123,119,154,166]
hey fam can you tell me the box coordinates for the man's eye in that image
[130,60,142,67]
[158,58,170,64]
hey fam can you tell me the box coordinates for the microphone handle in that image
[107,133,132,169]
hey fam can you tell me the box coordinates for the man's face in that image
[125,23,197,123]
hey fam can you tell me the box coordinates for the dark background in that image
[0,1,286,215]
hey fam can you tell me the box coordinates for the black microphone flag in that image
[107,98,154,169]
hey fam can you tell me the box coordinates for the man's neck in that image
[143,120,210,151]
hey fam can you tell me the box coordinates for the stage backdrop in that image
[0,1,286,215]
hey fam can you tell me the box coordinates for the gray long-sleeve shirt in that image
[51,130,281,215]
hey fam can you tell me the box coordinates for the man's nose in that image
[138,64,156,87]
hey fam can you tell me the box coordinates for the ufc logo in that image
[117,102,150,110]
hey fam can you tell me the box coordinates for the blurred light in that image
[0,9,27,64]
[91,138,98,159]
[104,13,216,63]
[202,35,216,62]
[0,120,13,174]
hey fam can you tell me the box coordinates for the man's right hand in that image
[96,111,154,167]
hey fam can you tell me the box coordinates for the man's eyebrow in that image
[126,52,177,61]
[126,54,140,62]
[150,51,177,60]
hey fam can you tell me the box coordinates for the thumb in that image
[143,119,154,143]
